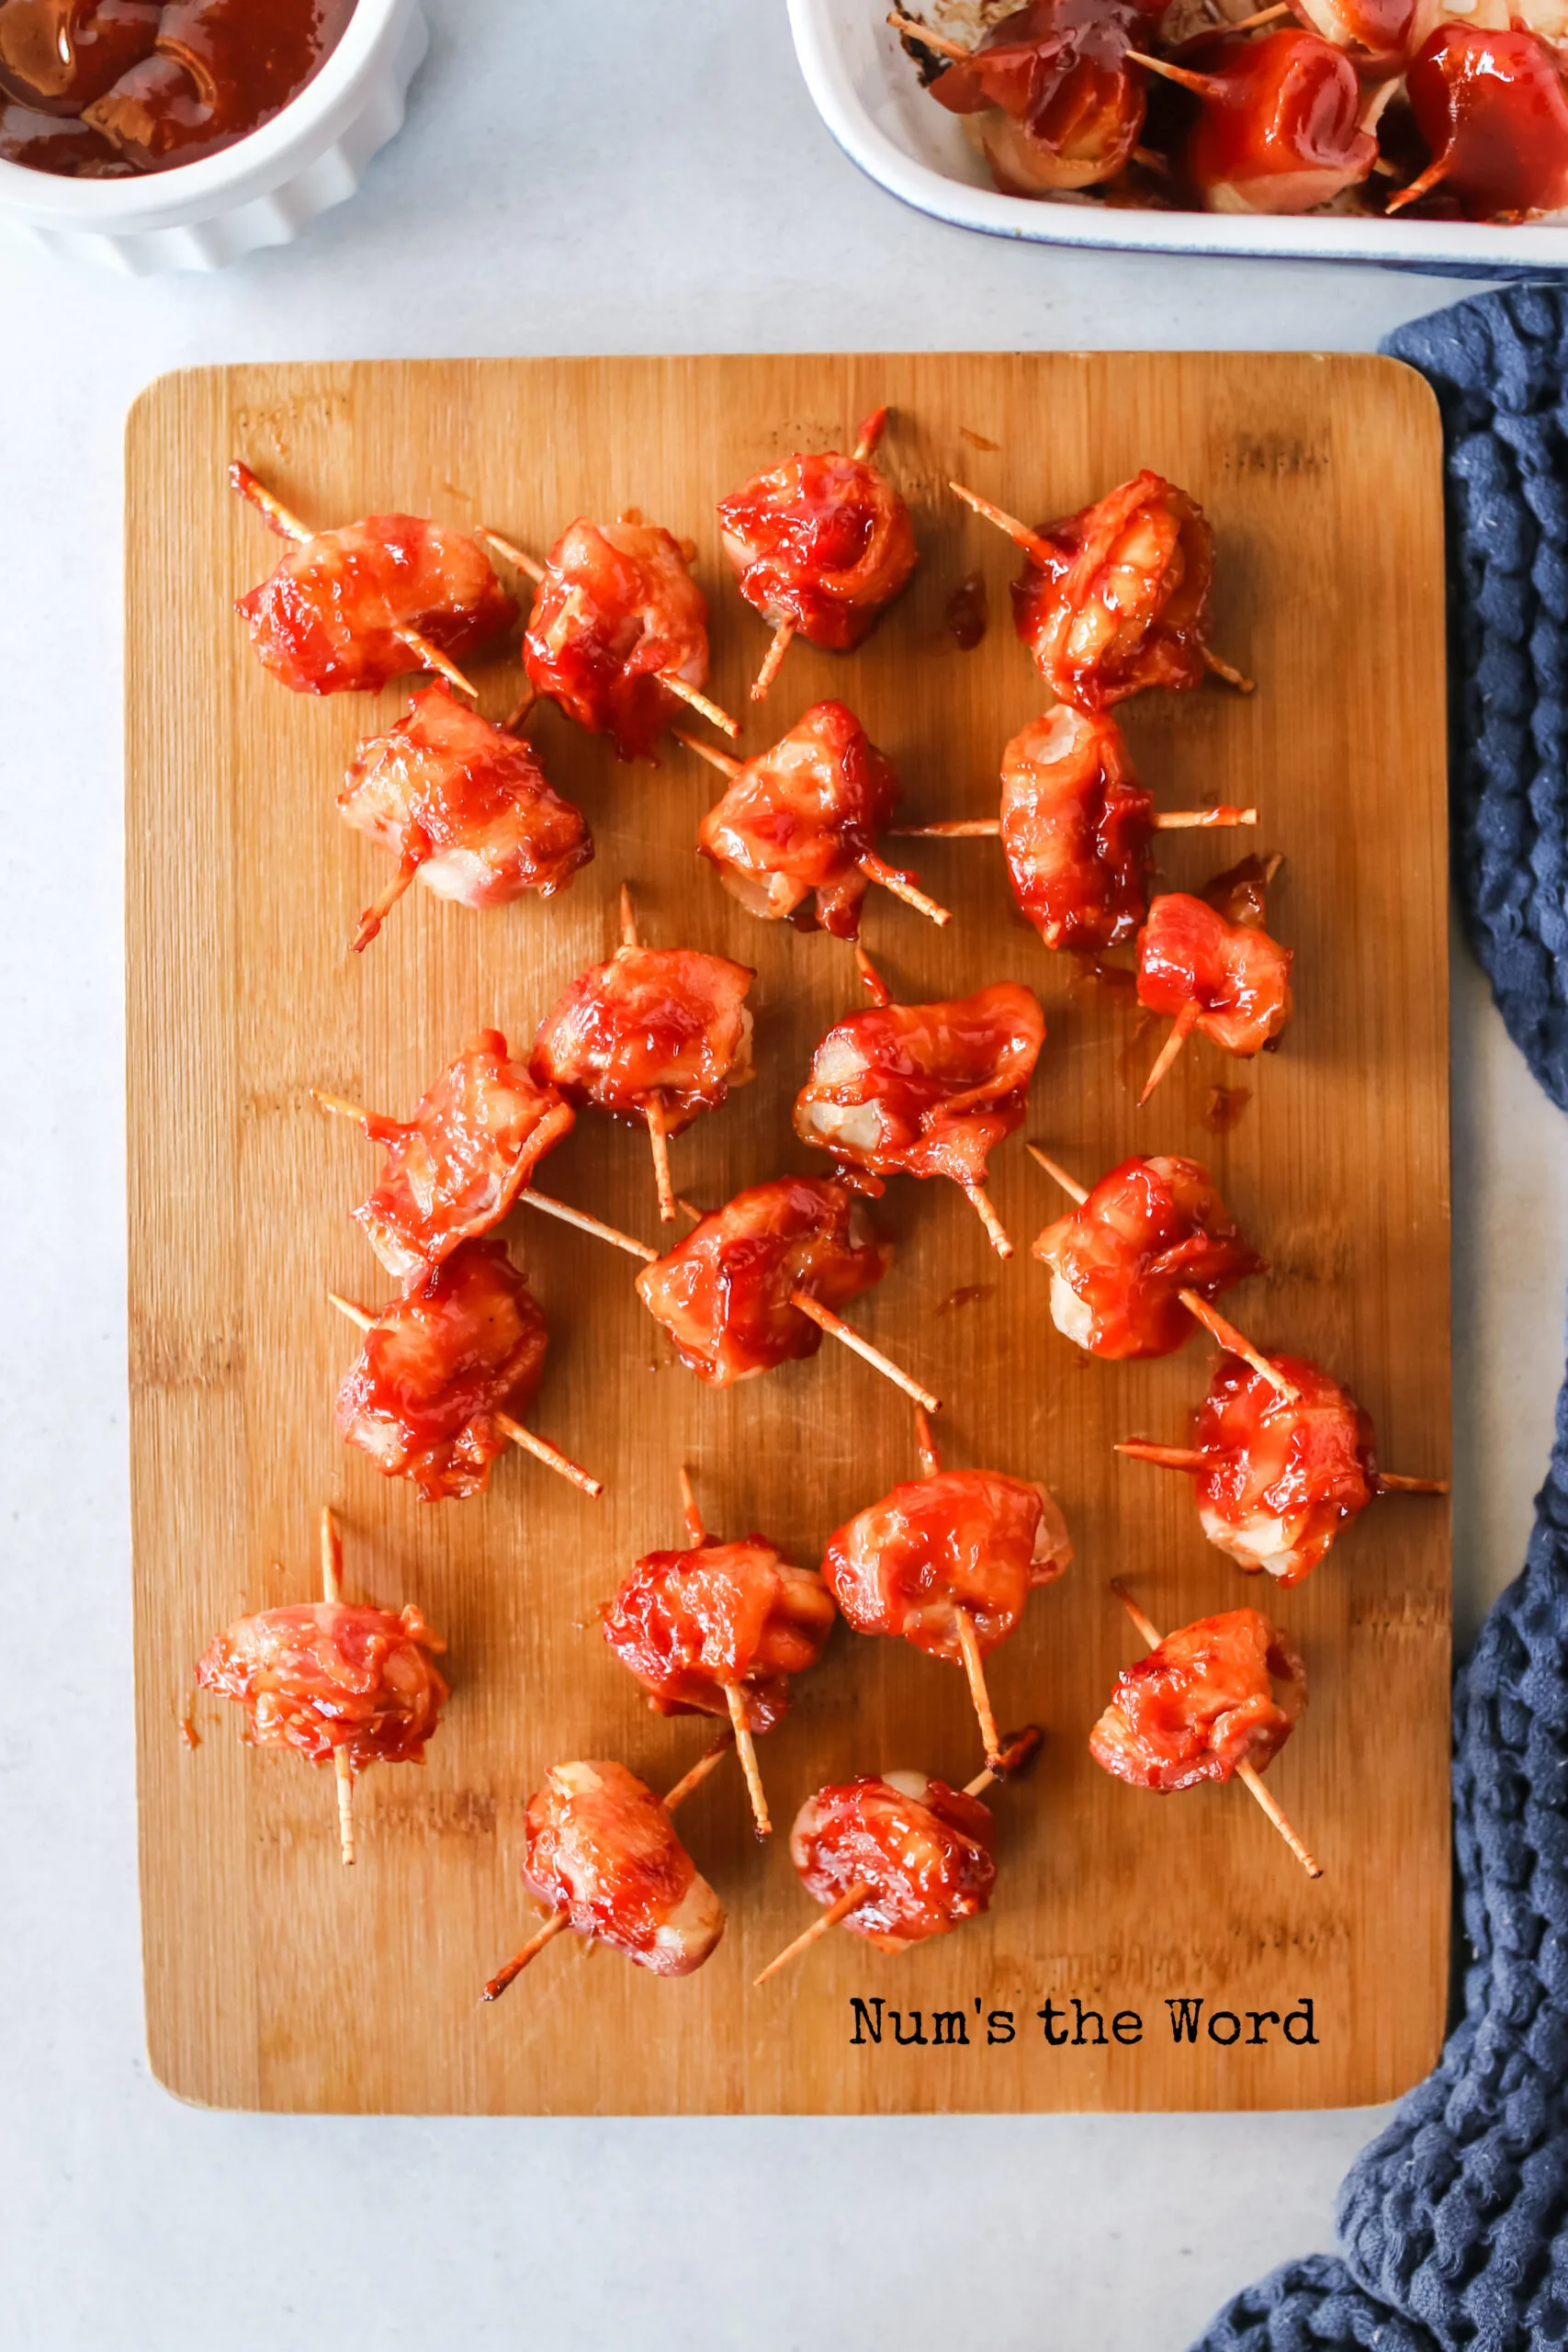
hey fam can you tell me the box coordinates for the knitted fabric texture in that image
[1189,285,1568,2352]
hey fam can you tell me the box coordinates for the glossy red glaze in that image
[1011,471,1214,709]
[1089,1606,1305,1791]
[790,1774,997,1951]
[1190,1353,1377,1584]
[794,981,1045,1190]
[333,1238,548,1501]
[525,1759,725,1976]
[999,706,1154,950]
[1032,1152,1264,1360]
[531,946,755,1134]
[697,700,901,938]
[635,1175,892,1385]
[823,1469,1071,1659]
[350,1029,573,1282]
[0,0,158,112]
[77,0,354,168]
[602,1538,837,1728]
[339,684,592,910]
[0,94,125,166]
[236,517,516,695]
[1404,26,1568,220]
[196,1600,448,1769]
[717,449,918,650]
[524,517,710,762]
[927,0,1151,193]
[1181,30,1376,214]
[1136,889,1294,1057]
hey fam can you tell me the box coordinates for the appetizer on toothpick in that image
[950,469,1251,709]
[1389,27,1568,219]
[1029,1147,1287,1390]
[753,1724,1043,1985]
[479,514,737,759]
[717,403,919,698]
[1134,854,1293,1105]
[484,1736,734,1996]
[230,462,515,698]
[531,883,756,1221]
[1127,32,1389,216]
[682,700,952,937]
[1094,1583,1320,1878]
[823,1411,1071,1769]
[329,1237,602,1502]
[794,947,1044,1257]
[1117,1351,1447,1585]
[602,1466,837,1836]
[889,4,1150,197]
[893,706,1256,956]
[313,1029,574,1278]
[516,1173,941,1411]
[338,684,592,951]
[196,1505,448,1867]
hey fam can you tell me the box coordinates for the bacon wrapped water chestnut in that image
[197,1600,449,1769]
[825,1467,1071,1665]
[333,1237,549,1501]
[636,1175,893,1385]
[789,1772,998,1952]
[532,943,755,1138]
[1138,29,1382,216]
[604,1537,837,1731]
[515,516,715,763]
[717,405,919,695]
[523,1759,726,1976]
[1134,855,1293,1101]
[904,0,1155,194]
[318,1030,573,1282]
[1090,1605,1306,1792]
[1000,707,1153,951]
[338,683,592,949]
[1032,1152,1263,1359]
[794,973,1044,1255]
[231,465,517,697]
[1389,25,1568,220]
[694,699,946,939]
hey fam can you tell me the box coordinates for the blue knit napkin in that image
[1189,286,1568,2352]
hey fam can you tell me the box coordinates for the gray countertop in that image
[3,4,1564,2346]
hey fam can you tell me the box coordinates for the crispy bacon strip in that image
[1032,1152,1263,1360]
[789,1773,997,1952]
[523,1758,726,1975]
[1089,1606,1305,1792]
[197,1601,448,1770]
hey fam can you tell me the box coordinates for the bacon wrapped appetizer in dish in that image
[315,1030,572,1281]
[717,405,919,696]
[1032,1152,1263,1360]
[901,0,1154,195]
[794,967,1044,1256]
[230,464,516,696]
[338,683,592,950]
[1117,1351,1447,1584]
[1092,1605,1305,1792]
[196,1508,446,1863]
[1389,24,1568,219]
[530,885,755,1217]
[520,1759,726,1977]
[690,700,950,939]
[331,1237,600,1505]
[1134,855,1293,1103]
[636,1175,893,1385]
[1147,30,1383,215]
[481,514,726,763]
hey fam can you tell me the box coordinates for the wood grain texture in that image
[127,355,1450,2115]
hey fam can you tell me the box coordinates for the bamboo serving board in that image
[127,355,1450,2116]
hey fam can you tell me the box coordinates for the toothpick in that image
[353,848,423,955]
[319,1506,355,1868]
[855,944,892,1006]
[858,851,953,928]
[646,1092,677,1223]
[1025,1142,1088,1204]
[1201,645,1255,694]
[1178,1292,1300,1403]
[915,1407,942,1477]
[727,1684,772,1838]
[327,1291,376,1332]
[1139,999,1201,1106]
[886,7,971,60]
[753,1884,870,1985]
[954,1606,1002,1769]
[518,1189,659,1261]
[1115,1441,1207,1471]
[751,617,795,701]
[1124,48,1226,97]
[1225,0,1288,23]
[673,728,742,779]
[477,526,547,583]
[311,1087,376,1130]
[1109,1580,1321,1879]
[618,880,640,950]
[1154,806,1258,830]
[963,1182,1012,1259]
[852,405,889,464]
[949,481,1055,567]
[493,1413,604,1499]
[660,672,740,740]
[890,808,1256,839]
[484,1731,736,2002]
[1375,1471,1450,1495]
[679,1464,706,1544]
[788,1291,942,1413]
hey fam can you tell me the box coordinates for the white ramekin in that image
[0,0,428,274]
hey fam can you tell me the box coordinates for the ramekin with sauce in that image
[0,0,427,271]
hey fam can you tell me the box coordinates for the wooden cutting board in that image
[126,355,1450,2115]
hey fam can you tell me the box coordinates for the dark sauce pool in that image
[0,0,355,177]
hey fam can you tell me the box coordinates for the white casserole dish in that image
[0,0,427,274]
[788,0,1568,272]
